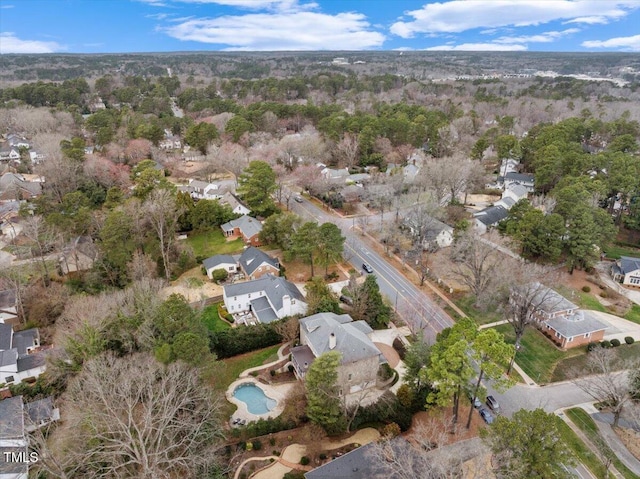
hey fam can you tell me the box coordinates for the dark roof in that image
[474,205,509,226]
[239,247,279,276]
[0,446,29,475]
[203,254,237,271]
[504,172,535,183]
[25,397,55,425]
[13,328,39,357]
[0,396,24,440]
[0,322,12,350]
[250,296,279,324]
[0,289,16,310]
[0,349,17,367]
[17,352,46,372]
[545,311,608,338]
[291,344,315,374]
[305,443,378,479]
[619,256,640,275]
[224,275,304,311]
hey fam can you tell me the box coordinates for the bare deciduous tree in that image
[335,132,360,169]
[21,215,60,287]
[574,347,637,428]
[143,189,183,281]
[33,353,224,479]
[274,317,299,344]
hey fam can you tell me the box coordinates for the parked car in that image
[294,195,303,203]
[362,263,374,273]
[466,390,482,408]
[486,395,500,413]
[339,295,353,305]
[479,408,494,424]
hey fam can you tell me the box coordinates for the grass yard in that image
[494,324,583,384]
[200,304,232,332]
[555,416,608,479]
[624,304,640,325]
[186,229,244,258]
[566,408,638,479]
[556,285,608,313]
[210,344,281,395]
[603,243,640,260]
[453,295,503,325]
[552,343,640,382]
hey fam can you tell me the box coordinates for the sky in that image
[1,0,639,54]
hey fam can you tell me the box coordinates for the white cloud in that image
[162,11,385,50]
[0,33,65,54]
[582,34,640,51]
[146,12,171,19]
[137,0,169,6]
[425,42,527,51]
[0,4,14,8]
[391,0,639,38]
[174,0,316,11]
[494,28,580,44]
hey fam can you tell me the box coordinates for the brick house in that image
[220,215,262,246]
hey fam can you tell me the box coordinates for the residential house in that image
[499,172,535,192]
[238,247,279,280]
[403,163,420,182]
[223,274,306,324]
[28,150,45,165]
[6,135,29,149]
[180,179,229,200]
[24,397,60,432]
[159,130,182,150]
[221,215,263,246]
[203,254,238,280]
[321,167,349,182]
[472,205,509,234]
[0,173,42,200]
[0,146,20,162]
[220,191,251,216]
[0,396,29,479]
[0,323,46,386]
[611,256,640,289]
[346,173,370,185]
[402,212,454,249]
[58,236,99,274]
[510,283,607,349]
[291,312,385,405]
[501,184,528,204]
[498,158,520,177]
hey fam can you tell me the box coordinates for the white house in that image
[223,275,306,324]
[501,184,528,204]
[473,205,509,235]
[203,254,238,280]
[179,179,234,201]
[220,191,251,216]
[612,256,640,289]
[500,172,535,192]
[0,324,46,386]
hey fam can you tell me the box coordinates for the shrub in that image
[270,369,276,377]
[288,364,294,373]
[211,268,228,283]
[581,285,591,293]
[610,338,621,347]
[269,437,276,446]
[625,336,635,345]
[382,422,401,438]
[319,453,327,460]
[601,340,612,348]
[210,323,282,358]
[253,440,262,451]
[245,442,253,451]
[300,456,310,466]
[586,342,599,352]
[600,291,608,298]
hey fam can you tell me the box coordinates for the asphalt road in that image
[288,194,454,343]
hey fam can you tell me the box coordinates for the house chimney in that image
[329,332,336,350]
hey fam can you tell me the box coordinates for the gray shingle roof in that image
[220,191,248,211]
[505,172,535,183]
[291,344,315,374]
[17,352,46,372]
[224,275,304,312]
[305,442,378,479]
[544,311,608,338]
[530,282,578,314]
[221,215,262,239]
[13,329,39,357]
[507,184,528,198]
[0,322,12,350]
[0,446,28,475]
[239,247,279,276]
[203,254,237,271]
[474,205,509,226]
[0,396,24,440]
[25,397,55,425]
[619,256,640,275]
[300,312,382,365]
[250,296,279,324]
[0,349,17,367]
[0,290,16,311]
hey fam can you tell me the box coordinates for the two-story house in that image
[203,247,279,281]
[223,274,306,324]
[219,191,251,216]
[291,312,386,406]
[611,256,640,289]
[0,324,46,386]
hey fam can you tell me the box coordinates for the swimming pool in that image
[233,383,277,415]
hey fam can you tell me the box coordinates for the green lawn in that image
[186,229,244,259]
[210,344,281,394]
[566,408,638,479]
[453,295,502,325]
[556,285,607,313]
[494,324,583,384]
[603,243,640,260]
[555,416,608,479]
[201,304,232,332]
[553,343,640,382]
[624,304,640,325]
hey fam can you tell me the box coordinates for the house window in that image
[555,331,560,338]
[584,332,590,338]
[228,267,234,271]
[630,276,640,285]
[5,375,14,383]
[248,294,251,299]
[348,373,352,381]
[230,305,234,311]
[234,296,237,300]
[291,300,296,304]
[568,337,573,342]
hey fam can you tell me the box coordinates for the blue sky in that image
[1,0,639,53]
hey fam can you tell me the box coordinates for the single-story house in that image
[499,172,535,192]
[220,191,251,216]
[0,173,42,200]
[238,247,279,280]
[0,396,29,479]
[0,323,46,385]
[25,396,60,432]
[291,312,385,404]
[611,256,640,289]
[510,283,607,349]
[472,205,509,234]
[501,184,528,204]
[221,215,262,246]
[203,254,238,280]
[223,274,306,324]
[59,236,98,274]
